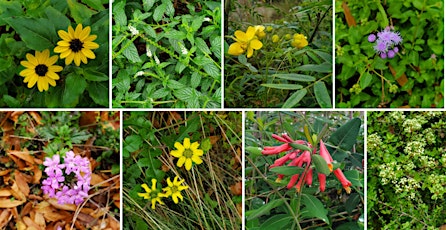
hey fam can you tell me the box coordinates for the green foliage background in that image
[335,0,444,108]
[112,0,222,108]
[368,111,446,229]
[0,0,109,108]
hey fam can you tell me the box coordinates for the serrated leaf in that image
[164,30,186,40]
[282,89,307,108]
[153,3,166,22]
[143,0,156,11]
[113,1,127,26]
[62,73,87,106]
[300,194,329,224]
[314,81,332,108]
[195,37,211,54]
[162,0,175,16]
[311,154,331,175]
[270,166,304,176]
[167,79,185,90]
[191,16,204,31]
[273,74,316,82]
[261,84,303,90]
[151,88,170,99]
[122,40,142,63]
[191,72,201,88]
[203,63,220,79]
[210,36,221,58]
[359,72,372,89]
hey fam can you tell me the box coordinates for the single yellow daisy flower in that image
[162,176,189,204]
[170,137,204,171]
[54,24,99,66]
[19,49,63,92]
[138,179,167,209]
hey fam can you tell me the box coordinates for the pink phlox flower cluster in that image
[42,151,91,205]
[368,26,402,59]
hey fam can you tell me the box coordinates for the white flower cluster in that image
[367,133,382,152]
[403,140,426,158]
[387,111,405,124]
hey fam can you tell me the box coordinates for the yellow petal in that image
[185,158,192,171]
[141,183,151,193]
[193,149,204,156]
[234,30,247,42]
[73,53,81,66]
[190,142,200,150]
[19,69,34,77]
[60,50,72,58]
[57,40,71,47]
[250,39,263,50]
[47,55,59,66]
[26,53,38,66]
[54,46,70,54]
[183,138,191,149]
[81,48,96,59]
[174,142,185,152]
[47,78,56,87]
[79,26,91,41]
[170,150,182,158]
[27,76,38,88]
[246,47,254,58]
[151,179,157,191]
[48,65,63,73]
[191,155,203,165]
[177,156,186,167]
[58,29,72,41]
[245,26,256,40]
[47,71,60,80]
[228,43,245,56]
[74,24,83,38]
[20,61,34,69]
[83,41,99,49]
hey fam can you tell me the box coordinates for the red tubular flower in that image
[272,134,289,143]
[262,143,291,155]
[305,168,313,186]
[270,150,300,168]
[319,140,333,172]
[333,168,352,194]
[287,174,299,189]
[281,133,294,142]
[318,173,326,192]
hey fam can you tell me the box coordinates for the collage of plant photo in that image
[0,0,446,229]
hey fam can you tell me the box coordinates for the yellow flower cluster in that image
[138,176,189,209]
[19,24,99,92]
[291,33,308,49]
[228,25,266,58]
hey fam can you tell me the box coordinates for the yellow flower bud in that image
[285,34,291,40]
[272,34,279,43]
[266,26,273,32]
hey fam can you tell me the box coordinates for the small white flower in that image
[178,42,188,55]
[135,71,145,77]
[203,17,211,22]
[128,25,139,36]
[146,45,152,57]
[154,55,160,65]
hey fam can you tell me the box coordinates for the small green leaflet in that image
[311,154,331,176]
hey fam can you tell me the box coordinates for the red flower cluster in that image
[262,133,352,193]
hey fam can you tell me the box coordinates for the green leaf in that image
[195,37,211,54]
[44,6,70,30]
[282,89,307,108]
[161,0,175,17]
[311,154,331,175]
[203,63,220,79]
[289,143,312,151]
[143,0,156,11]
[87,81,109,107]
[150,88,170,99]
[81,0,105,10]
[190,72,201,88]
[113,1,127,26]
[153,3,166,22]
[259,214,293,230]
[122,40,142,63]
[3,95,20,107]
[67,0,95,24]
[273,74,316,82]
[270,166,304,176]
[359,72,372,89]
[83,69,109,81]
[328,118,361,151]
[245,146,262,157]
[246,199,285,220]
[201,138,212,152]
[312,50,333,63]
[314,81,332,108]
[300,194,329,224]
[176,115,200,142]
[295,62,332,73]
[261,84,303,90]
[344,169,363,187]
[4,17,55,51]
[62,73,87,106]
[124,135,143,152]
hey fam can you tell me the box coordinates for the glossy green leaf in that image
[4,17,55,51]
[62,73,87,106]
[259,214,293,230]
[300,194,329,224]
[246,199,285,220]
[282,89,307,108]
[311,154,331,175]
[314,81,332,108]
[44,6,70,30]
[87,82,109,107]
[270,166,304,176]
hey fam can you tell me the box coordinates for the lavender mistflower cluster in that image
[368,27,402,59]
[42,151,91,205]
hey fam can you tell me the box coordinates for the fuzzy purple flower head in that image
[368,26,402,59]
[42,151,91,205]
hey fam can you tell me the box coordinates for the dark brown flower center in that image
[35,64,48,76]
[70,39,84,52]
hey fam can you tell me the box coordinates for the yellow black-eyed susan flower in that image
[19,49,63,92]
[54,24,99,66]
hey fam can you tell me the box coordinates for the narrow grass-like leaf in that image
[273,73,316,82]
[261,84,303,90]
[282,89,307,108]
[314,81,332,108]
